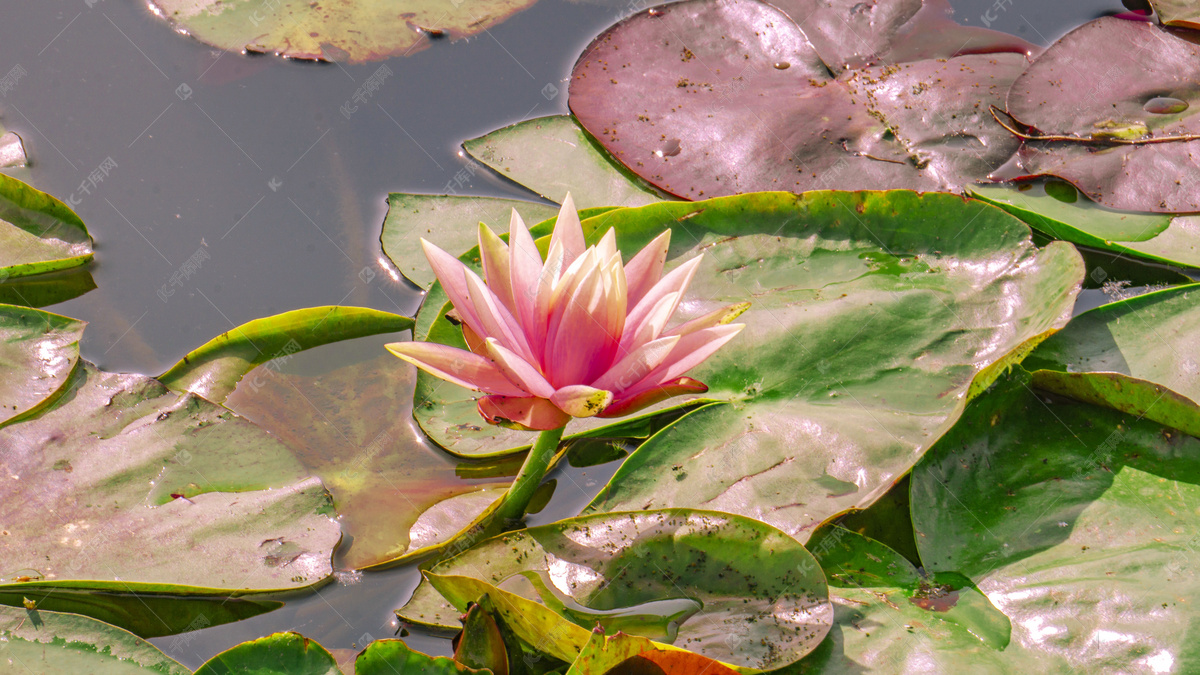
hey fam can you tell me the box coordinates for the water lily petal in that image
[591,334,681,392]
[621,291,679,354]
[385,342,527,397]
[465,267,537,363]
[620,255,703,353]
[627,323,745,393]
[478,222,515,315]
[477,394,571,431]
[665,301,752,337]
[599,376,708,418]
[624,230,671,307]
[421,239,484,334]
[460,322,488,357]
[545,262,612,386]
[532,240,566,363]
[508,208,544,339]
[549,192,587,270]
[550,385,614,418]
[595,227,618,263]
[484,337,555,399]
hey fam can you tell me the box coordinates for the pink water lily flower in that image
[387,194,747,431]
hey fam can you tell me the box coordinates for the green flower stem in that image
[495,424,567,524]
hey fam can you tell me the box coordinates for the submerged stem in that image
[496,425,567,525]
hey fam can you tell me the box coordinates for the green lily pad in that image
[0,358,340,637]
[1024,284,1200,437]
[911,368,1200,672]
[800,527,1031,672]
[148,0,537,63]
[158,306,413,404]
[223,335,517,570]
[383,195,560,290]
[0,172,92,280]
[1149,0,1200,29]
[356,638,486,674]
[193,632,339,675]
[568,191,1081,541]
[970,182,1200,270]
[565,630,738,675]
[0,267,96,308]
[0,304,84,427]
[0,604,188,674]
[398,509,833,671]
[462,116,666,209]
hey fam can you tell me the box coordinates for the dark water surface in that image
[0,0,1128,668]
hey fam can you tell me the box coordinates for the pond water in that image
[0,0,1136,668]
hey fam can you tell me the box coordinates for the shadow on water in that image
[0,0,1130,667]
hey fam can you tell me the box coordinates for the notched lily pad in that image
[0,172,92,280]
[398,509,833,670]
[1006,16,1200,212]
[0,604,189,674]
[149,0,539,63]
[568,0,1025,198]
[0,304,84,427]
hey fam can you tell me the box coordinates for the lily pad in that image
[0,358,340,636]
[398,509,833,671]
[566,191,1081,542]
[0,304,85,427]
[800,527,1030,672]
[565,630,738,675]
[970,182,1200,270]
[193,632,339,675]
[383,196,559,290]
[223,335,516,570]
[0,604,188,674]
[0,267,97,308]
[356,638,485,675]
[148,0,538,63]
[0,172,92,280]
[158,306,413,403]
[911,368,1200,672]
[568,0,1025,199]
[462,116,666,209]
[1024,284,1200,437]
[1147,0,1200,30]
[1006,16,1200,212]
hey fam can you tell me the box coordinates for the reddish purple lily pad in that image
[1007,16,1200,212]
[568,0,1026,199]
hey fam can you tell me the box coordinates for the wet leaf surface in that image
[192,631,340,675]
[148,0,539,63]
[1025,284,1200,436]
[1007,16,1200,212]
[356,637,487,674]
[970,182,1200,270]
[1147,0,1200,29]
[0,304,84,427]
[399,509,833,670]
[565,630,739,675]
[911,368,1200,673]
[568,0,1025,199]
[0,604,188,674]
[0,173,92,280]
[158,306,413,403]
[223,335,517,570]
[0,357,340,636]
[574,191,1082,541]
[463,116,667,209]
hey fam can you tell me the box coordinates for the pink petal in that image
[465,268,536,363]
[549,385,613,418]
[543,263,611,387]
[478,222,516,315]
[621,291,679,354]
[623,230,671,307]
[620,256,703,354]
[595,227,617,262]
[422,239,484,334]
[591,335,680,392]
[477,395,570,431]
[484,337,555,399]
[626,323,745,393]
[598,377,708,418]
[508,208,544,339]
[549,193,587,270]
[385,342,527,397]
[532,241,566,363]
[665,301,752,337]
